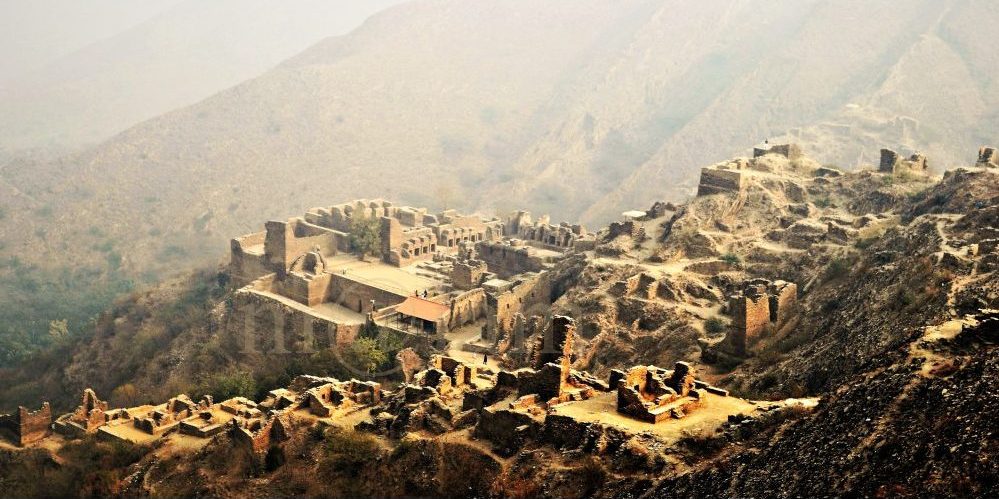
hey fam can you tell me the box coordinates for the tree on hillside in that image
[111,383,140,407]
[341,337,387,375]
[349,217,382,261]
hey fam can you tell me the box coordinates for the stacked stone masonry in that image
[879,148,929,176]
[0,403,52,446]
[727,279,798,354]
[977,146,998,168]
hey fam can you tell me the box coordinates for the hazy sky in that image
[0,0,182,82]
[0,0,408,150]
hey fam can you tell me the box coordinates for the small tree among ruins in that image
[341,337,387,375]
[348,217,382,261]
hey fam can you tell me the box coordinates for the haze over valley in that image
[0,4,998,497]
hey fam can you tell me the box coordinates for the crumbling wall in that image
[879,148,928,176]
[614,363,711,423]
[605,220,644,240]
[55,389,109,437]
[477,242,547,278]
[435,213,503,250]
[474,407,539,456]
[229,231,269,286]
[452,259,489,290]
[264,219,341,272]
[328,273,409,313]
[504,211,586,250]
[319,199,399,232]
[274,269,332,307]
[486,254,584,341]
[0,403,52,446]
[382,217,439,266]
[754,143,803,160]
[232,414,290,455]
[228,290,355,355]
[486,272,554,341]
[610,273,657,299]
[697,167,745,196]
[729,285,771,354]
[448,288,487,331]
[725,279,797,354]
[431,356,478,388]
[768,280,798,326]
[977,146,998,167]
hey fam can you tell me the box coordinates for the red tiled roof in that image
[395,296,449,322]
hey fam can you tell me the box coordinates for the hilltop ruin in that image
[5,142,999,498]
[227,199,594,364]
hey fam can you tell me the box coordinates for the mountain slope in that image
[0,0,404,151]
[2,149,998,498]
[0,0,181,83]
[2,0,998,362]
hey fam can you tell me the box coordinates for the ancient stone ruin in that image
[0,402,52,446]
[753,142,803,160]
[54,388,109,437]
[225,198,592,367]
[613,362,726,423]
[697,160,748,196]
[10,305,784,476]
[231,413,291,455]
[977,146,998,168]
[879,148,929,176]
[727,279,798,354]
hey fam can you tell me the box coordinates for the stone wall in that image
[328,273,410,313]
[240,198,504,275]
[229,231,269,286]
[729,285,771,354]
[447,288,487,331]
[476,242,548,279]
[485,254,584,341]
[726,279,797,354]
[605,220,644,240]
[977,146,997,167]
[503,211,587,250]
[697,167,745,196]
[54,389,109,437]
[452,259,489,290]
[231,414,290,455]
[486,273,548,341]
[315,199,398,232]
[768,280,798,326]
[474,407,539,456]
[435,212,503,250]
[264,219,342,273]
[382,217,438,266]
[753,143,803,160]
[879,148,929,176]
[274,268,332,307]
[615,363,713,423]
[0,403,52,446]
[228,290,357,355]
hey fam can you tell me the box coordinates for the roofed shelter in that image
[395,296,450,334]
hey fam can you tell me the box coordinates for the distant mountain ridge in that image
[0,0,405,151]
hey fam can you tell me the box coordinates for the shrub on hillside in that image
[824,257,853,280]
[721,253,741,266]
[197,369,257,401]
[321,428,381,473]
[705,317,727,335]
